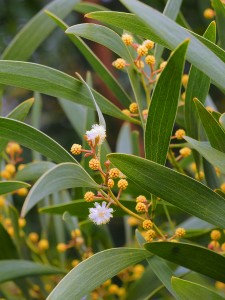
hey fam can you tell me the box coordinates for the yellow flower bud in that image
[107,179,114,189]
[7,226,14,236]
[16,188,28,197]
[28,232,39,243]
[89,158,100,170]
[203,8,215,19]
[1,170,11,180]
[220,183,225,193]
[112,58,126,69]
[129,102,138,113]
[70,144,82,155]
[136,195,147,203]
[175,227,186,238]
[122,33,133,45]
[38,239,49,251]
[145,229,156,242]
[175,129,186,140]
[71,259,80,268]
[137,45,148,56]
[142,220,153,230]
[109,168,120,179]
[127,217,139,226]
[5,164,16,175]
[182,74,189,88]
[179,147,191,158]
[135,202,147,213]
[145,55,156,65]
[195,171,205,181]
[210,229,221,241]
[18,218,26,228]
[84,191,95,202]
[215,281,225,290]
[57,243,67,253]
[122,109,130,116]
[117,179,128,190]
[108,284,119,294]
[160,61,167,69]
[190,163,197,172]
[143,39,154,50]
[135,60,145,69]
[0,196,5,207]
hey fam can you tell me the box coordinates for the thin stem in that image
[168,149,185,174]
[153,223,165,240]
[163,202,175,233]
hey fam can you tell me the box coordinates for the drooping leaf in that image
[171,277,224,300]
[145,242,225,283]
[15,162,55,182]
[212,0,225,50]
[0,181,30,196]
[0,61,137,123]
[108,153,225,228]
[194,98,225,152]
[47,248,150,299]
[185,136,225,174]
[21,163,100,217]
[86,4,225,94]
[1,0,80,60]
[0,260,65,283]
[145,40,188,164]
[0,118,76,163]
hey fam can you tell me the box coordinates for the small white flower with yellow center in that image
[85,124,106,146]
[89,202,113,225]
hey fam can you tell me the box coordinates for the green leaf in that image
[107,153,225,228]
[0,223,18,259]
[0,98,34,153]
[66,23,132,62]
[0,61,137,123]
[1,0,80,60]
[184,136,225,174]
[45,11,131,108]
[219,113,225,131]
[145,40,188,164]
[0,117,76,164]
[145,241,225,283]
[185,22,216,169]
[0,260,65,283]
[15,162,55,181]
[0,181,30,196]
[171,277,225,300]
[74,2,108,14]
[40,199,137,218]
[194,98,225,152]
[21,163,100,217]
[87,4,225,94]
[212,0,225,50]
[47,248,150,299]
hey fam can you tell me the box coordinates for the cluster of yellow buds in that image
[208,229,225,252]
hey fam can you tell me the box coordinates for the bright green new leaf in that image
[145,242,225,283]
[212,0,225,50]
[21,163,100,217]
[15,162,55,182]
[171,277,224,300]
[0,61,137,123]
[40,199,136,218]
[87,2,225,94]
[0,260,65,283]
[194,99,225,152]
[47,248,150,299]
[0,181,30,196]
[145,40,188,165]
[185,136,225,174]
[0,98,34,153]
[108,153,225,228]
[0,118,76,164]
[1,0,80,60]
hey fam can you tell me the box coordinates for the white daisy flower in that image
[85,124,106,146]
[89,202,113,225]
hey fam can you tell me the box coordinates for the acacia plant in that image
[1,0,225,299]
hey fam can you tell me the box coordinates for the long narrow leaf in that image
[0,181,30,196]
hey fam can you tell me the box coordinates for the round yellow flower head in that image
[122,33,133,45]
[1,170,11,180]
[117,287,126,297]
[203,8,215,19]
[84,191,95,202]
[190,163,197,172]
[57,243,67,253]
[16,188,28,197]
[182,74,189,88]
[71,259,80,268]
[143,39,154,50]
[221,242,225,252]
[107,178,114,189]
[160,61,167,69]
[29,232,39,243]
[127,217,139,226]
[70,144,82,155]
[208,240,220,249]
[5,164,16,175]
[137,45,148,56]
[145,55,156,65]
[142,219,153,230]
[135,202,147,213]
[7,226,14,237]
[0,196,5,207]
[221,183,225,193]
[122,109,130,116]
[136,195,147,203]
[215,281,225,290]
[18,218,26,228]
[195,171,204,181]
[133,264,145,279]
[108,284,119,294]
[112,58,126,69]
[135,60,145,69]
[179,147,191,158]
[118,179,128,190]
[175,129,186,140]
[175,227,186,238]
[89,158,100,170]
[102,279,111,287]
[145,229,156,242]
[129,102,138,113]
[38,239,49,251]
[71,229,81,238]
[6,142,22,155]
[210,229,221,241]
[109,168,120,178]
